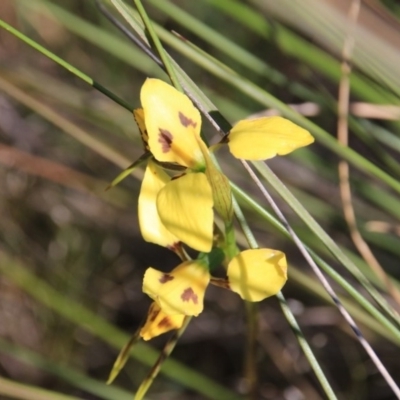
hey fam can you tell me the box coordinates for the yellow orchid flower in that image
[227,116,314,160]
[227,249,287,301]
[137,79,215,252]
[142,247,287,324]
[138,160,213,252]
[140,302,185,341]
[141,78,205,170]
[137,79,313,253]
[143,260,210,316]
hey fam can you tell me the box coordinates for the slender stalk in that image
[244,302,258,400]
[0,18,133,111]
[232,188,337,400]
[133,0,182,91]
[231,182,400,345]
[241,160,400,399]
[336,0,400,305]
[252,161,400,326]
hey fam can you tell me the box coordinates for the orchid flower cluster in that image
[134,79,314,340]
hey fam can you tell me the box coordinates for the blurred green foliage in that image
[1,0,400,399]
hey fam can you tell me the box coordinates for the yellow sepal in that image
[157,172,214,252]
[138,160,180,249]
[133,108,149,151]
[228,116,314,160]
[227,249,287,301]
[143,261,210,316]
[141,78,204,169]
[140,302,185,341]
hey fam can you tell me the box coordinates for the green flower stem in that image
[224,221,239,260]
[133,0,182,92]
[244,301,259,400]
[231,182,400,345]
[231,197,258,249]
[252,161,400,326]
[0,18,133,112]
[231,189,337,400]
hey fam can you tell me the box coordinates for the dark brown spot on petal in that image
[179,112,197,128]
[158,317,172,328]
[181,287,198,304]
[159,274,174,284]
[158,129,173,152]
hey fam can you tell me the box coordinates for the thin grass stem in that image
[133,0,182,91]
[0,18,133,111]
[241,160,400,398]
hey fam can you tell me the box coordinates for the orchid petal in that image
[143,261,210,316]
[228,116,314,160]
[227,249,287,301]
[157,172,213,252]
[140,302,185,341]
[138,160,180,249]
[133,108,149,151]
[141,78,204,169]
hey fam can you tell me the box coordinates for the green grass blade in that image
[204,0,399,104]
[0,338,133,400]
[249,162,400,323]
[0,251,243,400]
[0,376,80,400]
[0,18,132,111]
[231,182,400,345]
[232,193,337,399]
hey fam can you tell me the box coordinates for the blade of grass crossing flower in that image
[133,0,182,91]
[231,196,338,399]
[107,0,229,133]
[240,161,400,398]
[109,1,400,195]
[20,0,400,195]
[107,0,400,196]
[149,0,321,102]
[231,183,400,346]
[134,316,192,400]
[170,36,400,194]
[148,0,285,85]
[252,161,400,326]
